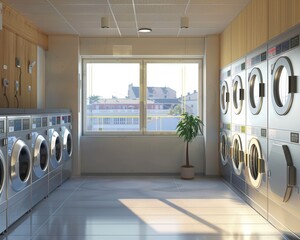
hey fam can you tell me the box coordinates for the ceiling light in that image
[101,17,109,28]
[181,16,189,29]
[138,28,152,33]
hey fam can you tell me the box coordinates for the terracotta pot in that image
[181,166,195,180]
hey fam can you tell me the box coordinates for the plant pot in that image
[181,165,195,180]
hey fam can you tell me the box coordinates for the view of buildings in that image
[86,84,198,131]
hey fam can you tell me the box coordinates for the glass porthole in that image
[232,76,244,115]
[220,81,229,114]
[248,67,264,115]
[231,134,243,175]
[220,131,228,166]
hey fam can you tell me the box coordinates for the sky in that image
[86,62,199,99]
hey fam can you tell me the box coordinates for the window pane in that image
[146,63,199,132]
[85,62,140,132]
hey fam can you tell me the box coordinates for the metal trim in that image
[0,151,5,195]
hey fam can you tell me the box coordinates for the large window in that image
[83,59,201,134]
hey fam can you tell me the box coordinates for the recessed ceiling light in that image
[138,28,152,33]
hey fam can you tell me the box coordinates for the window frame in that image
[82,57,203,136]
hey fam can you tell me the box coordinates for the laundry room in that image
[0,0,299,239]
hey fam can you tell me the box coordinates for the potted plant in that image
[176,112,204,180]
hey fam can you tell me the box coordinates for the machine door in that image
[231,134,244,175]
[50,131,62,169]
[33,135,49,178]
[220,81,230,114]
[10,139,32,191]
[220,131,229,166]
[232,75,244,115]
[269,144,296,202]
[247,138,265,188]
[0,151,5,196]
[62,128,73,160]
[271,56,296,115]
[248,67,265,115]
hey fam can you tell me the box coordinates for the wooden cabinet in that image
[269,0,300,40]
[220,24,232,68]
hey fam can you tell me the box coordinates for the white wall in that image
[203,35,220,175]
[81,136,205,174]
[45,35,81,175]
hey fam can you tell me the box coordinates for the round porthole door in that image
[231,134,244,175]
[220,81,229,114]
[248,68,264,115]
[220,131,228,166]
[33,135,49,178]
[247,138,265,188]
[63,128,73,159]
[271,56,296,115]
[10,139,32,191]
[50,131,62,169]
[0,151,5,196]
[232,76,244,114]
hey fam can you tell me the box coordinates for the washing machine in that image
[6,115,32,227]
[219,127,232,184]
[61,113,73,183]
[0,117,7,234]
[30,114,50,207]
[48,114,63,193]
[267,25,300,239]
[220,65,232,126]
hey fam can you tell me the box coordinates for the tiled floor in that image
[0,176,286,240]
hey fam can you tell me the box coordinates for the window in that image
[83,59,201,134]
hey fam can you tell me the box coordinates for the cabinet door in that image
[220,24,232,68]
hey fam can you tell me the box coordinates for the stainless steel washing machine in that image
[30,114,49,207]
[6,115,32,228]
[230,127,246,196]
[231,57,246,128]
[0,117,7,234]
[61,113,72,183]
[220,65,232,126]
[48,114,63,193]
[267,25,300,239]
[219,127,232,184]
[245,127,268,219]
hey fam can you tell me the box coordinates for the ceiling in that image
[4,0,250,37]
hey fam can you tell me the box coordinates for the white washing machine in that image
[48,114,63,193]
[245,128,268,219]
[231,57,246,127]
[61,113,73,183]
[230,128,246,196]
[6,115,32,228]
[0,117,7,234]
[219,128,232,184]
[220,65,232,126]
[30,114,49,207]
[268,26,300,239]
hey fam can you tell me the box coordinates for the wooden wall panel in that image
[220,24,232,68]
[0,29,5,108]
[231,8,247,61]
[29,42,37,108]
[246,0,268,52]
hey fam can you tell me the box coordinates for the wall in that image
[45,35,81,175]
[37,46,45,108]
[203,35,220,175]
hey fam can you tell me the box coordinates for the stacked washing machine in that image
[6,114,32,227]
[61,113,73,183]
[230,57,247,196]
[219,65,232,183]
[267,25,300,239]
[245,44,268,219]
[30,113,50,207]
[0,116,7,234]
[48,113,63,193]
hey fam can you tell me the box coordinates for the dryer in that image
[61,113,73,183]
[0,117,7,234]
[267,25,300,239]
[30,114,49,207]
[48,114,63,193]
[6,115,32,227]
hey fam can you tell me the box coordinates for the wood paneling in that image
[246,0,268,52]
[231,8,247,61]
[220,24,232,68]
[2,2,48,50]
[269,0,300,40]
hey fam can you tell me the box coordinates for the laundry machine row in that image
[219,24,300,239]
